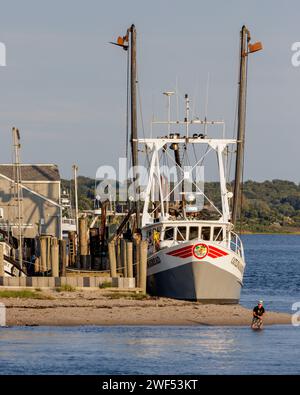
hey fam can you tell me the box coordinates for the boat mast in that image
[129,24,141,230]
[232,26,262,226]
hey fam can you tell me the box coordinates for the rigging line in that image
[154,146,215,205]
[136,36,150,171]
[191,76,199,120]
[149,178,184,216]
[204,72,210,136]
[192,144,198,164]
[193,181,223,216]
[227,81,239,185]
[150,167,222,218]
[199,145,209,167]
[205,72,210,117]
[184,144,192,168]
[175,76,179,133]
[227,39,241,186]
[163,142,213,179]
[136,64,150,168]
[181,144,187,167]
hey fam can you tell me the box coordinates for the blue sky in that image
[0,0,299,181]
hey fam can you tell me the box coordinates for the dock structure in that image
[0,160,141,292]
[0,164,62,239]
[0,275,136,290]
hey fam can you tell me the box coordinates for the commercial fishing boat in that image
[139,130,245,302]
[138,26,262,302]
[112,24,262,302]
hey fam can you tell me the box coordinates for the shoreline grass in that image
[0,289,53,300]
[99,281,112,289]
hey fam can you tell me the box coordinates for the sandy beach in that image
[0,289,291,327]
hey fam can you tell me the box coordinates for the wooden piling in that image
[139,240,148,294]
[51,237,59,277]
[46,236,52,271]
[79,218,88,269]
[120,238,128,277]
[34,256,40,273]
[133,235,141,285]
[68,231,76,266]
[116,238,121,273]
[0,244,4,277]
[59,239,67,277]
[108,240,117,277]
[40,236,48,272]
[126,241,133,278]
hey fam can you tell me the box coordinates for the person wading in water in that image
[252,300,265,329]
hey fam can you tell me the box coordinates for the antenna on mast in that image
[185,93,190,138]
[163,91,175,136]
[204,72,210,135]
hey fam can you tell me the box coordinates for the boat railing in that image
[228,232,244,258]
[62,218,76,225]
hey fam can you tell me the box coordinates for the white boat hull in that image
[147,241,245,303]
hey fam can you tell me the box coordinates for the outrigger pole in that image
[232,26,262,226]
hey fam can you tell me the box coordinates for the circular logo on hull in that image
[193,243,208,260]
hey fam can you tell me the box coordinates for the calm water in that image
[0,235,299,375]
[240,234,300,313]
[0,325,299,375]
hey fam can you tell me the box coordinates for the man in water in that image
[252,300,265,328]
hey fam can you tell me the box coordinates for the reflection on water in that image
[0,325,299,375]
[125,328,236,358]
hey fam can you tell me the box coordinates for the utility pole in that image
[73,164,79,235]
[12,127,23,269]
[232,26,262,226]
[130,24,141,229]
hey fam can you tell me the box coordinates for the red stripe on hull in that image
[209,246,228,257]
[167,244,229,260]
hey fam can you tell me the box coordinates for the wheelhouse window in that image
[213,227,223,241]
[164,227,174,240]
[189,226,199,240]
[177,226,187,241]
[201,226,211,241]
